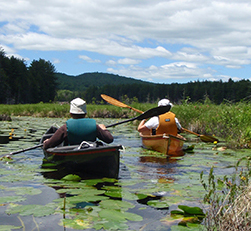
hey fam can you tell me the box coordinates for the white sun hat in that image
[69,98,87,114]
[158,99,173,108]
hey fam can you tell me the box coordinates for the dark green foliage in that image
[0,48,57,104]
[56,72,251,104]
[29,59,57,103]
[55,72,149,91]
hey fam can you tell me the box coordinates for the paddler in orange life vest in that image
[137,99,183,136]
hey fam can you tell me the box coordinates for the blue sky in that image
[1,0,251,84]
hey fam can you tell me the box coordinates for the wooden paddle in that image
[2,144,43,158]
[101,94,219,143]
[106,106,171,128]
[182,128,219,143]
[101,94,143,113]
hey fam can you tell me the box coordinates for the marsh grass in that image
[0,101,250,148]
[173,101,251,148]
[200,157,251,230]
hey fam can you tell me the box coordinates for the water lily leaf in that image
[171,210,184,215]
[178,205,205,216]
[136,193,149,200]
[99,199,134,210]
[61,174,81,181]
[39,168,57,172]
[99,209,127,222]
[99,209,142,222]
[7,187,42,195]
[65,194,108,203]
[101,178,118,183]
[122,211,143,221]
[94,220,129,231]
[170,224,200,230]
[104,190,122,198]
[0,225,22,231]
[60,218,92,229]
[0,196,26,204]
[6,204,56,217]
[57,187,105,196]
[83,179,105,186]
[147,200,169,209]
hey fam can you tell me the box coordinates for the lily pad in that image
[147,200,169,209]
[0,225,22,231]
[99,199,134,210]
[6,203,56,217]
[99,209,143,222]
[0,196,26,204]
[177,205,205,216]
[7,187,42,195]
[61,174,81,181]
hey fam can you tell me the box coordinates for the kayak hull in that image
[140,133,185,156]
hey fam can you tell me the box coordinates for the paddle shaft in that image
[182,128,200,137]
[106,105,170,128]
[3,144,43,157]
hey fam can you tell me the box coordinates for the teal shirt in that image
[66,118,97,145]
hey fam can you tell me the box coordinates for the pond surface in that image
[0,117,250,231]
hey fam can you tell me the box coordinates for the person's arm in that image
[137,119,150,134]
[96,124,114,144]
[175,118,183,133]
[138,117,159,135]
[43,125,67,149]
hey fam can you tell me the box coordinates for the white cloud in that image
[117,58,141,65]
[52,58,60,64]
[1,0,251,82]
[79,55,101,63]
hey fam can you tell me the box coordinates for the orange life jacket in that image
[156,112,177,136]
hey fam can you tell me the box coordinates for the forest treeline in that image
[0,48,57,104]
[1,47,250,105]
[56,73,251,105]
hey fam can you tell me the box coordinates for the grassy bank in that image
[0,101,250,148]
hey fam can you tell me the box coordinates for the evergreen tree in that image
[29,59,57,103]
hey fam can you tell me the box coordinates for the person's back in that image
[137,99,182,136]
[66,118,97,145]
[43,98,113,149]
[156,111,178,136]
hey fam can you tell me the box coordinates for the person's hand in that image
[98,124,107,130]
[43,139,49,143]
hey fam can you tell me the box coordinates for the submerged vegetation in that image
[0,100,250,148]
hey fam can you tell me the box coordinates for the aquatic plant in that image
[200,156,251,230]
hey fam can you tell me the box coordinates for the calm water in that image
[0,117,249,230]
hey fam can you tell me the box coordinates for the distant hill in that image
[55,72,251,104]
[55,72,152,91]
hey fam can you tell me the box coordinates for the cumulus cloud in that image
[79,55,101,63]
[0,0,251,83]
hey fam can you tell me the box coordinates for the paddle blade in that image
[200,135,219,143]
[137,105,171,120]
[101,94,129,108]
[101,94,144,113]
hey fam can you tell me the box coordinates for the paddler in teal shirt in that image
[43,98,113,149]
